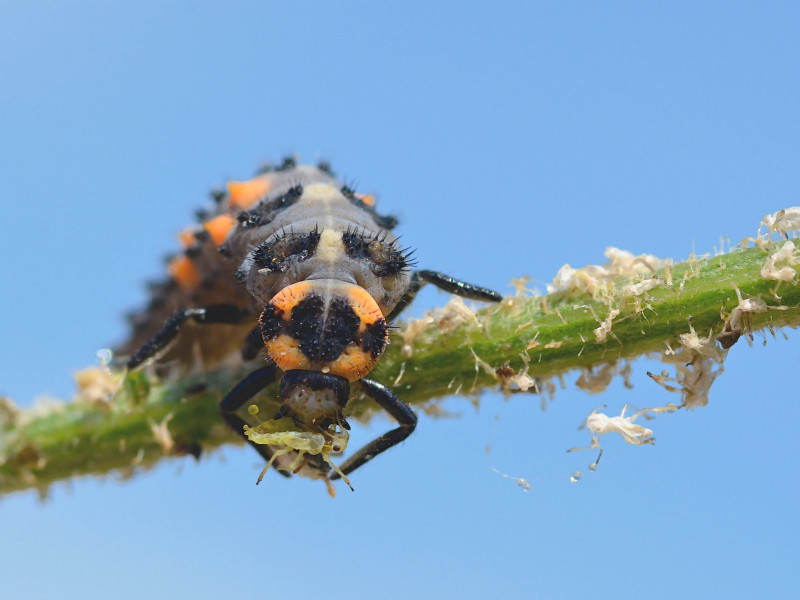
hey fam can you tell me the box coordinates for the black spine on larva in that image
[316,160,335,176]
[340,185,399,230]
[252,227,321,273]
[237,211,263,228]
[237,184,304,229]
[210,187,226,204]
[275,156,297,171]
[342,228,411,277]
[185,244,203,259]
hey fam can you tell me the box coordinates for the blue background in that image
[2,2,799,599]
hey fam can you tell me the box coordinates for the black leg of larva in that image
[386,270,501,322]
[126,305,252,369]
[219,363,290,476]
[241,326,264,361]
[417,269,503,303]
[330,378,418,479]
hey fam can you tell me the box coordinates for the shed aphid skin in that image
[121,158,502,491]
[566,404,671,471]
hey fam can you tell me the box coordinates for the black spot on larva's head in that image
[342,228,413,277]
[361,319,388,358]
[290,295,361,363]
[237,185,304,229]
[252,227,321,273]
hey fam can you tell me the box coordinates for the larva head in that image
[259,279,389,381]
[277,370,350,429]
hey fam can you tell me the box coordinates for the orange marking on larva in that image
[227,177,271,209]
[269,281,316,314]
[346,285,386,326]
[266,334,308,371]
[265,335,378,382]
[357,193,376,206]
[178,227,198,248]
[328,346,379,381]
[202,214,236,247]
[168,255,200,291]
[263,280,387,381]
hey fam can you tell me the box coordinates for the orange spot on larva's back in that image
[168,256,201,290]
[202,214,236,247]
[227,177,271,209]
[357,193,376,206]
[178,227,198,248]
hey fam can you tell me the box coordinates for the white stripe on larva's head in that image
[315,229,346,264]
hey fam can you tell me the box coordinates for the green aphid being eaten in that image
[243,416,353,495]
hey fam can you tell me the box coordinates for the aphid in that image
[120,159,502,490]
[243,415,352,496]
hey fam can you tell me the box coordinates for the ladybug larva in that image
[121,158,502,490]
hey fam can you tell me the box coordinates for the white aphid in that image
[679,324,727,361]
[761,241,799,282]
[760,207,800,238]
[548,263,605,295]
[548,247,669,301]
[623,278,661,297]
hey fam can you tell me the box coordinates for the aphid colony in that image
[119,158,502,492]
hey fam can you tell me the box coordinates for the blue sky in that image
[1,2,799,599]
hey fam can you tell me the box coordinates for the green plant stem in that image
[2,240,799,496]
